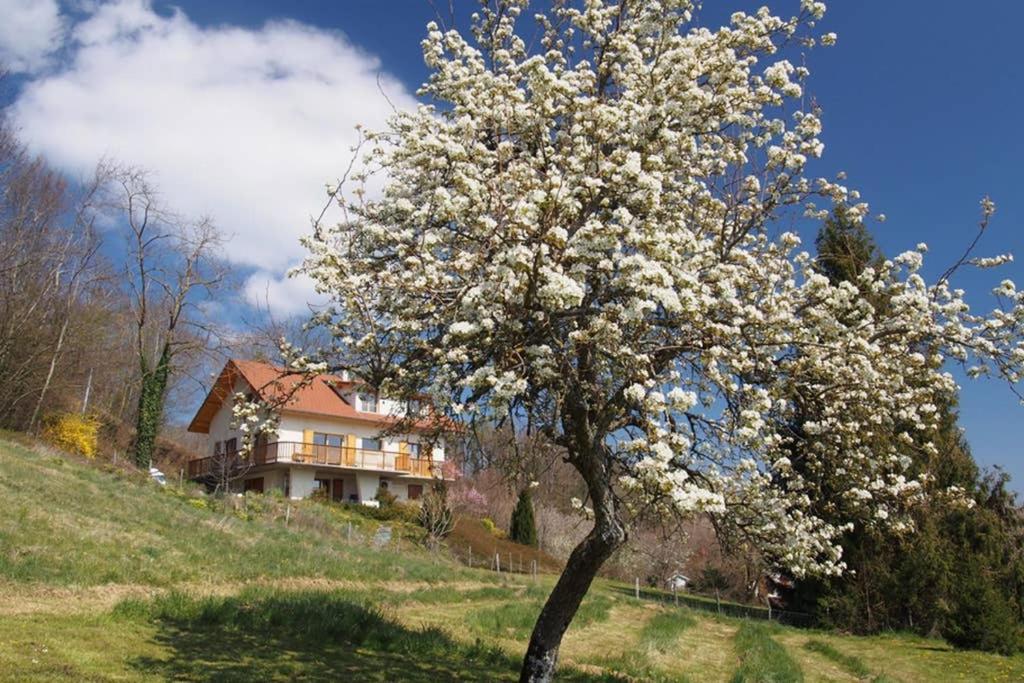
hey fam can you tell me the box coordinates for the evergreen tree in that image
[791,209,1024,652]
[509,488,538,548]
[813,206,883,286]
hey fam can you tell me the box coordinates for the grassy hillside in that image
[1,435,1022,681]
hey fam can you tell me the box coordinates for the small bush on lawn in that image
[42,412,101,458]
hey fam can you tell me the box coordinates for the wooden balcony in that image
[187,441,439,479]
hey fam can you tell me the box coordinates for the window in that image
[243,477,264,493]
[407,442,421,457]
[313,433,343,448]
[225,438,238,454]
[361,438,381,451]
[358,393,378,413]
[408,484,423,500]
[407,399,421,416]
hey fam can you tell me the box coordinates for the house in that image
[665,573,690,591]
[186,359,448,503]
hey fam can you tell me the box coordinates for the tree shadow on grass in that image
[118,588,612,682]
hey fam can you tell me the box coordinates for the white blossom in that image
[294,0,1024,581]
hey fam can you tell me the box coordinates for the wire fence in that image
[451,544,545,578]
[447,538,815,628]
[618,582,816,628]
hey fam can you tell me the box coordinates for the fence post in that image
[635,577,640,600]
[509,552,513,575]
[673,585,678,606]
[285,505,291,526]
[346,521,352,541]
[468,546,473,568]
[495,552,501,573]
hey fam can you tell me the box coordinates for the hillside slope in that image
[2,435,1023,682]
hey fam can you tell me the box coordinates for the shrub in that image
[42,412,101,458]
[375,485,398,508]
[509,488,538,547]
[420,481,454,547]
[340,501,420,524]
[481,517,505,539]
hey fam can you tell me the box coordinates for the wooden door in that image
[332,479,344,502]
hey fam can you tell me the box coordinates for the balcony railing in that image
[187,441,437,479]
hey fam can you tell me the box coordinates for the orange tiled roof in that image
[188,359,393,433]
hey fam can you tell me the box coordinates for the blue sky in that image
[2,1,1022,487]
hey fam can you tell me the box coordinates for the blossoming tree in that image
[292,1,1024,679]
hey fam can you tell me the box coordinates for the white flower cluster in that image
[300,0,1024,578]
[229,392,280,455]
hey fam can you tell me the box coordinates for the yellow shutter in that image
[344,434,357,465]
[398,441,410,471]
[300,429,314,457]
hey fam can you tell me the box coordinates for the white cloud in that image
[0,0,65,73]
[7,0,416,316]
[244,270,327,320]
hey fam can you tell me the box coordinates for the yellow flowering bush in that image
[43,412,101,458]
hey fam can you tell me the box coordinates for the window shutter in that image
[344,434,357,465]
[299,429,314,458]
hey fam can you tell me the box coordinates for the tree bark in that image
[520,509,625,681]
[519,465,626,682]
[28,315,69,432]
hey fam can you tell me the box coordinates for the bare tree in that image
[106,166,230,467]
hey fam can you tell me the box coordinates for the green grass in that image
[804,638,871,678]
[731,622,804,683]
[640,609,696,652]
[466,593,614,640]
[113,587,523,680]
[0,436,473,588]
[3,434,1024,682]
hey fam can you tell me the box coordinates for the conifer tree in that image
[793,209,1024,651]
[510,488,538,548]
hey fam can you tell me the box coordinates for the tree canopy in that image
[278,1,1024,679]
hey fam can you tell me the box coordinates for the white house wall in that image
[205,377,249,455]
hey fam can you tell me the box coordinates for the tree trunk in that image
[133,342,171,468]
[519,492,625,681]
[28,315,69,432]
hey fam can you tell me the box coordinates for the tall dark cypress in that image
[509,488,538,548]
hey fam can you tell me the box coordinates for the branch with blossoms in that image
[290,1,1023,679]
